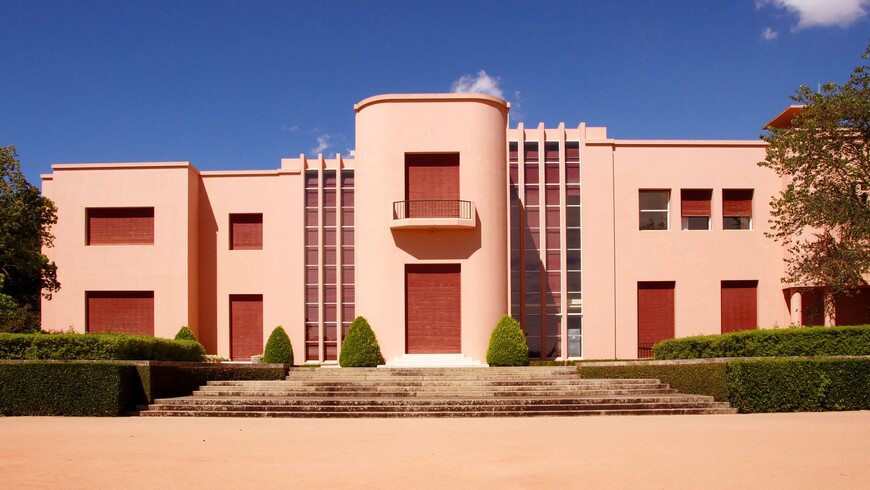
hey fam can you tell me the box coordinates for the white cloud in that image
[311,134,331,155]
[345,148,356,158]
[759,0,870,30]
[761,26,780,40]
[510,90,525,122]
[450,70,505,98]
[281,124,299,133]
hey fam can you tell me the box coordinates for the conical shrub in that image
[174,325,198,343]
[486,315,529,366]
[263,326,294,364]
[339,316,383,367]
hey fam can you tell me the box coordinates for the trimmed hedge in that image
[653,325,870,360]
[0,362,144,416]
[0,361,289,415]
[339,316,383,367]
[174,326,198,342]
[0,333,205,362]
[726,358,870,413]
[579,362,729,401]
[486,315,529,366]
[262,326,294,364]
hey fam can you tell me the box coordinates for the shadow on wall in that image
[197,182,218,354]
[390,214,482,260]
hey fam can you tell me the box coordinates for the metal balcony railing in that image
[637,343,655,359]
[393,200,473,220]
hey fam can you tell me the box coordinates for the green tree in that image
[486,315,529,366]
[0,146,59,332]
[339,316,383,367]
[262,326,294,364]
[760,46,870,300]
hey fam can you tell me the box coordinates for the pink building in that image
[40,95,869,364]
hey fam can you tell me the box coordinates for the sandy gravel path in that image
[1,412,868,489]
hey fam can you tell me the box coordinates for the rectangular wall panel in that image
[637,282,675,357]
[406,264,461,354]
[230,294,263,361]
[721,280,758,333]
[87,208,154,245]
[86,291,154,335]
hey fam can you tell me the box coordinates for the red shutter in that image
[637,282,675,349]
[406,264,461,354]
[566,142,580,163]
[86,291,154,336]
[509,142,518,163]
[87,208,154,245]
[834,288,870,325]
[681,189,712,217]
[405,154,460,201]
[723,190,753,217]
[230,294,263,361]
[544,142,559,161]
[524,143,539,162]
[721,281,757,333]
[230,214,263,250]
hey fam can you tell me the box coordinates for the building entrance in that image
[405,264,461,354]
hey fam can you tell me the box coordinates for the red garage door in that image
[637,282,675,358]
[86,291,154,336]
[406,264,461,354]
[230,294,263,361]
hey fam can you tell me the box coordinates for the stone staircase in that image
[136,367,736,417]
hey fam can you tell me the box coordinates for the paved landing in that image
[1,411,868,488]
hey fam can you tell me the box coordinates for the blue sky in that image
[2,0,869,185]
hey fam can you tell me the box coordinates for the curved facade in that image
[354,94,509,364]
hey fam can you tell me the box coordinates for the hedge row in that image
[579,357,870,412]
[727,358,870,413]
[0,361,289,416]
[0,362,143,416]
[0,333,205,362]
[579,362,729,401]
[653,325,870,360]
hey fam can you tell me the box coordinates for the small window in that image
[565,142,580,163]
[639,190,670,230]
[86,207,154,245]
[86,291,154,335]
[524,142,539,163]
[230,213,263,250]
[681,189,712,230]
[723,189,753,230]
[544,142,560,162]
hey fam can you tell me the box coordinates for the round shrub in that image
[486,315,529,366]
[262,326,294,364]
[174,326,198,342]
[339,316,383,367]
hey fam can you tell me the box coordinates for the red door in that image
[406,264,461,354]
[230,294,263,361]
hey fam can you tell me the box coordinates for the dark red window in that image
[87,207,154,245]
[637,282,675,358]
[721,280,758,333]
[230,213,263,250]
[681,189,712,230]
[86,291,154,335]
[723,189,753,230]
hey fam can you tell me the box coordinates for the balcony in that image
[391,200,475,229]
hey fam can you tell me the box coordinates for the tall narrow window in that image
[508,142,519,163]
[639,190,670,230]
[721,280,757,333]
[681,189,712,230]
[405,153,460,218]
[637,281,675,358]
[229,213,263,250]
[723,189,753,230]
[86,207,154,245]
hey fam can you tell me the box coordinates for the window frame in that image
[639,190,670,231]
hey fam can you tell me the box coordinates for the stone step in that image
[154,393,716,406]
[137,407,737,417]
[144,402,730,413]
[190,387,679,398]
[206,379,664,388]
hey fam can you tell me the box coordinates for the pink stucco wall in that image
[353,94,509,363]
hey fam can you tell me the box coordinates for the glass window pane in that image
[724,217,751,230]
[566,229,581,249]
[524,164,539,184]
[341,189,354,206]
[323,189,336,207]
[546,250,560,270]
[544,337,560,359]
[567,271,582,291]
[566,186,580,205]
[545,165,560,183]
[342,209,354,226]
[322,171,336,188]
[566,163,580,183]
[640,211,669,230]
[566,209,581,227]
[323,208,336,227]
[682,216,710,230]
[639,190,669,211]
[525,186,539,205]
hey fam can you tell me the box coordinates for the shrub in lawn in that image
[262,326,294,364]
[339,316,383,367]
[486,315,529,367]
